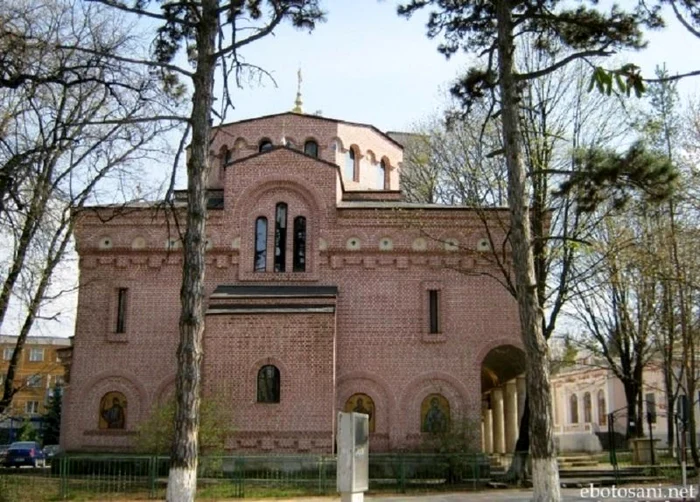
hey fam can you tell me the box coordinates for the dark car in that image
[42,444,63,463]
[3,441,47,468]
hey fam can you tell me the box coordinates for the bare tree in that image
[84,2,324,499]
[0,0,176,415]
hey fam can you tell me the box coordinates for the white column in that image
[482,403,493,454]
[492,387,505,454]
[504,380,519,453]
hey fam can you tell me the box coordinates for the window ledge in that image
[106,333,128,343]
[83,429,136,437]
[421,332,446,344]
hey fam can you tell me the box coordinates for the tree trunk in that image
[505,396,530,485]
[622,381,639,438]
[166,2,217,501]
[494,1,559,500]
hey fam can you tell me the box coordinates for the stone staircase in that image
[487,454,679,488]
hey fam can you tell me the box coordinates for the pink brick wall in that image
[61,113,522,453]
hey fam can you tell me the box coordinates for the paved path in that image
[242,485,698,502]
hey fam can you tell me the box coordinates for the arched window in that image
[223,147,233,165]
[421,394,450,433]
[304,140,319,158]
[378,159,387,189]
[344,393,376,432]
[345,147,356,181]
[259,139,273,153]
[257,365,280,403]
[583,392,592,423]
[274,203,288,272]
[293,216,306,272]
[570,394,579,424]
[254,217,267,272]
[99,391,127,429]
[598,390,607,426]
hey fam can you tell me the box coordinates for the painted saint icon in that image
[344,393,375,433]
[421,394,449,433]
[99,391,127,429]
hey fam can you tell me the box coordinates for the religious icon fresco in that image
[99,391,127,430]
[344,393,375,433]
[421,393,449,433]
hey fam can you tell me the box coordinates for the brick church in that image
[60,102,527,454]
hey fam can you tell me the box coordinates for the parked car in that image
[42,444,63,463]
[3,441,47,468]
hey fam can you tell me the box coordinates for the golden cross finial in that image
[292,67,303,113]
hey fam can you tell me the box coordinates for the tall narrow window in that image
[304,140,318,158]
[274,203,287,272]
[116,288,128,333]
[646,393,657,423]
[597,390,607,426]
[257,365,280,403]
[293,216,306,272]
[583,392,592,423]
[254,217,268,272]
[428,290,439,334]
[570,394,579,424]
[378,160,386,189]
[345,148,355,181]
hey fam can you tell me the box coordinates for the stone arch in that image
[479,343,526,393]
[329,136,345,153]
[336,370,396,436]
[232,177,325,225]
[399,372,471,434]
[474,338,525,374]
[248,356,290,404]
[152,374,177,404]
[365,149,377,164]
[76,371,147,430]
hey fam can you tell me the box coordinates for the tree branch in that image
[516,49,614,81]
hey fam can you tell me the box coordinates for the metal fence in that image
[0,452,489,501]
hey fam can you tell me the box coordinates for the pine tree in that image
[42,386,62,445]
[398,2,666,499]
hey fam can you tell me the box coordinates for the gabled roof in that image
[214,112,404,150]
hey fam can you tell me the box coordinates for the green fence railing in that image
[0,452,489,501]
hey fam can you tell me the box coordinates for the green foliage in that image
[17,419,38,441]
[134,395,234,455]
[398,0,662,111]
[555,141,677,212]
[420,417,480,454]
[42,386,62,445]
[588,64,646,97]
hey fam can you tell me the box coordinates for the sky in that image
[9,0,700,340]
[223,0,699,133]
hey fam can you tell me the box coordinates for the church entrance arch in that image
[481,344,526,455]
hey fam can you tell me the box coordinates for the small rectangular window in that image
[29,348,44,362]
[25,401,39,414]
[116,288,128,333]
[428,290,440,334]
[3,348,13,361]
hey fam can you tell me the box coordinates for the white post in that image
[337,412,369,502]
